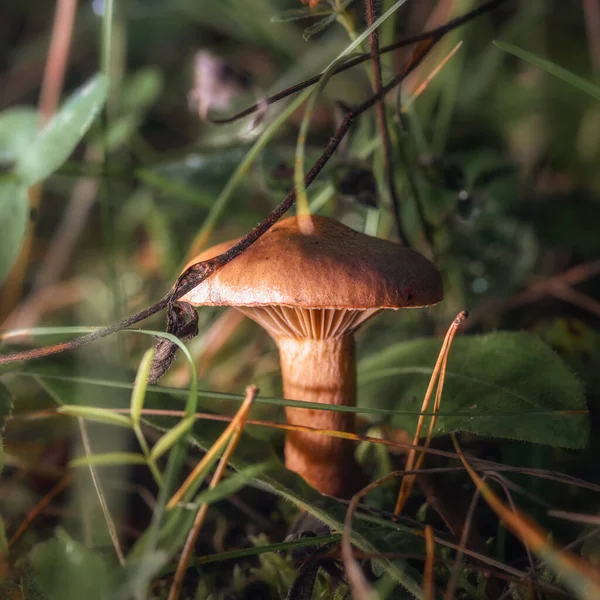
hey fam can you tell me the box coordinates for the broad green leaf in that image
[16,74,108,185]
[0,179,28,284]
[0,107,38,162]
[58,405,132,428]
[29,528,111,600]
[70,452,147,467]
[358,332,588,448]
[494,41,600,101]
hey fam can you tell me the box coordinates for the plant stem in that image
[366,0,409,245]
[99,0,122,322]
[278,336,360,497]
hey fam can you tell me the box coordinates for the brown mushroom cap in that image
[181,215,443,312]
[181,215,442,495]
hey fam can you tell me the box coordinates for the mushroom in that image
[181,215,443,497]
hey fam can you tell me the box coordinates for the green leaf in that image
[0,179,28,284]
[0,107,38,163]
[16,74,108,185]
[191,461,274,507]
[29,528,111,600]
[358,332,588,448]
[70,452,147,467]
[130,349,154,426]
[119,67,163,112]
[150,415,195,460]
[302,14,337,41]
[100,113,141,152]
[94,68,162,152]
[494,41,600,101]
[58,405,132,428]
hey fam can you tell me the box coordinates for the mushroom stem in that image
[276,335,360,497]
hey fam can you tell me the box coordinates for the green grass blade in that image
[0,179,28,284]
[196,533,341,565]
[70,452,147,467]
[58,405,132,428]
[494,40,600,101]
[149,415,195,461]
[130,348,155,427]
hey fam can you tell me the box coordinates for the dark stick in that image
[208,0,512,125]
[0,0,508,366]
[365,0,409,246]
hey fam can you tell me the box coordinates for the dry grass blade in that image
[168,384,258,600]
[452,434,600,598]
[394,311,467,515]
[424,525,435,600]
[404,41,463,109]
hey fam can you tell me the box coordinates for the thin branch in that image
[208,0,512,125]
[365,0,408,245]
